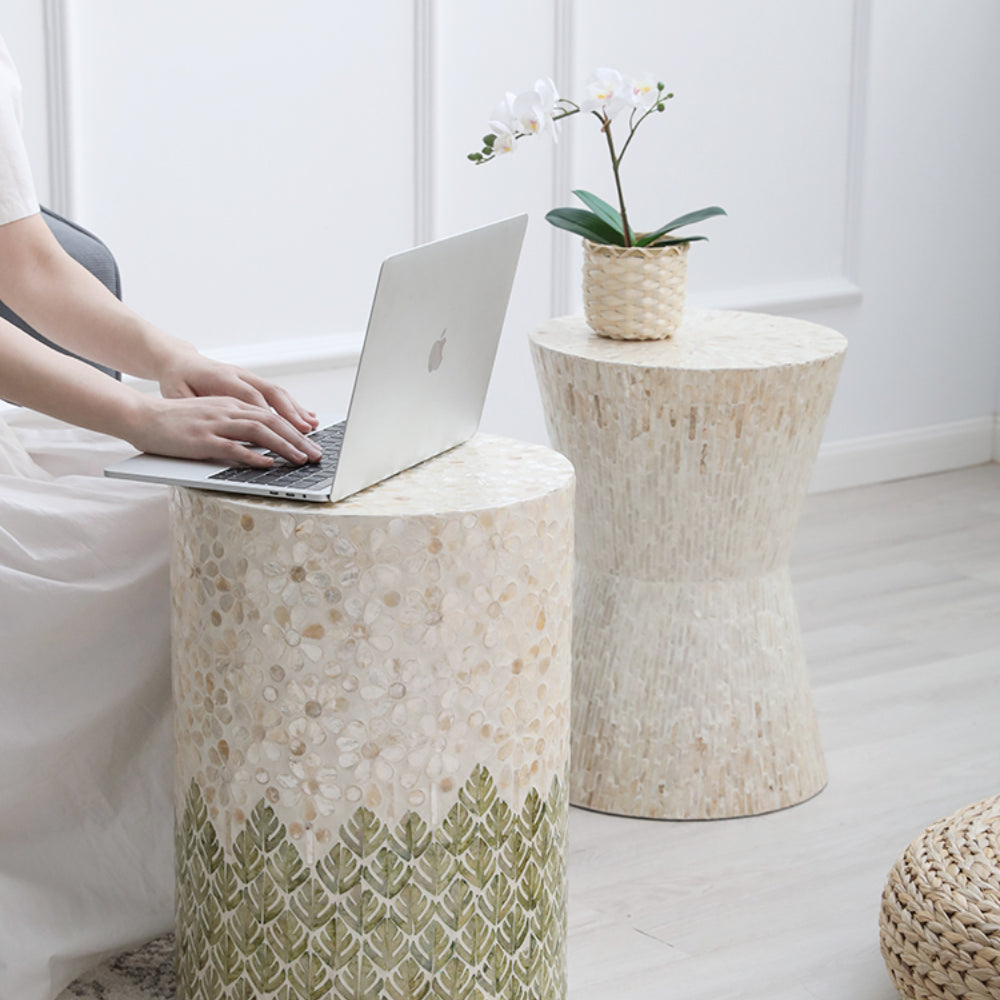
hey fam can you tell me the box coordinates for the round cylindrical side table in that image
[530,311,846,820]
[169,434,574,1000]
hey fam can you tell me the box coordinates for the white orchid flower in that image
[466,68,726,255]
[513,89,549,136]
[490,91,518,131]
[487,121,518,155]
[511,76,561,139]
[486,91,520,155]
[514,90,548,135]
[483,78,561,160]
[534,77,560,113]
[533,77,562,140]
[630,73,659,111]
[582,67,629,119]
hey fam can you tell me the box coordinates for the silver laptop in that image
[105,214,528,502]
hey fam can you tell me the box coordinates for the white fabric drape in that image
[0,408,173,1000]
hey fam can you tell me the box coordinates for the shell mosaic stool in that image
[168,435,574,1000]
[530,311,846,819]
[880,795,1000,1000]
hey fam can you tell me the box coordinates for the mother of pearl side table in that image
[168,435,574,1000]
[529,310,847,820]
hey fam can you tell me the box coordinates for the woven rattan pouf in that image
[880,795,1000,1000]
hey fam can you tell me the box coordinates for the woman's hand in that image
[0,213,322,465]
[157,349,319,435]
[126,394,323,468]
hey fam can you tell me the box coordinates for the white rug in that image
[57,935,174,1000]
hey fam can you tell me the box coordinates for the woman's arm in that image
[0,316,320,466]
[0,213,321,466]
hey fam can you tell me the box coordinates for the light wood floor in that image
[568,463,1000,1000]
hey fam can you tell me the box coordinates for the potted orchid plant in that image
[469,68,726,340]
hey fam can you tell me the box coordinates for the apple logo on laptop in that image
[427,330,447,372]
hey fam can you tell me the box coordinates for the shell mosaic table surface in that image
[530,312,847,820]
[169,434,575,1000]
[532,309,847,370]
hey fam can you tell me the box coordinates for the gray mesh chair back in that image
[0,207,121,379]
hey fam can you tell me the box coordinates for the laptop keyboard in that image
[208,422,345,491]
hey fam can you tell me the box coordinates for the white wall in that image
[4,0,49,197]
[7,0,1000,488]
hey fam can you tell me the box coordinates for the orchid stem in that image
[601,115,632,247]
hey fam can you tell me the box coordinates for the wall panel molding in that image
[42,0,73,216]
[690,276,863,315]
[116,332,996,495]
[413,0,435,245]
[711,0,869,315]
[43,1,870,317]
[120,332,364,394]
[548,0,870,316]
[843,0,872,285]
[550,0,574,318]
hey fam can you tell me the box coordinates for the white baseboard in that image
[810,416,998,493]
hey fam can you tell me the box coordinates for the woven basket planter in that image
[582,238,689,340]
[880,794,1000,1000]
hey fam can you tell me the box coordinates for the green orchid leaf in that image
[636,206,727,246]
[648,234,710,247]
[545,208,626,246]
[571,189,632,241]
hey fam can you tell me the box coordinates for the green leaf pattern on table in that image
[175,764,568,1000]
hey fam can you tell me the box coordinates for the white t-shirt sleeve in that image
[0,33,40,226]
